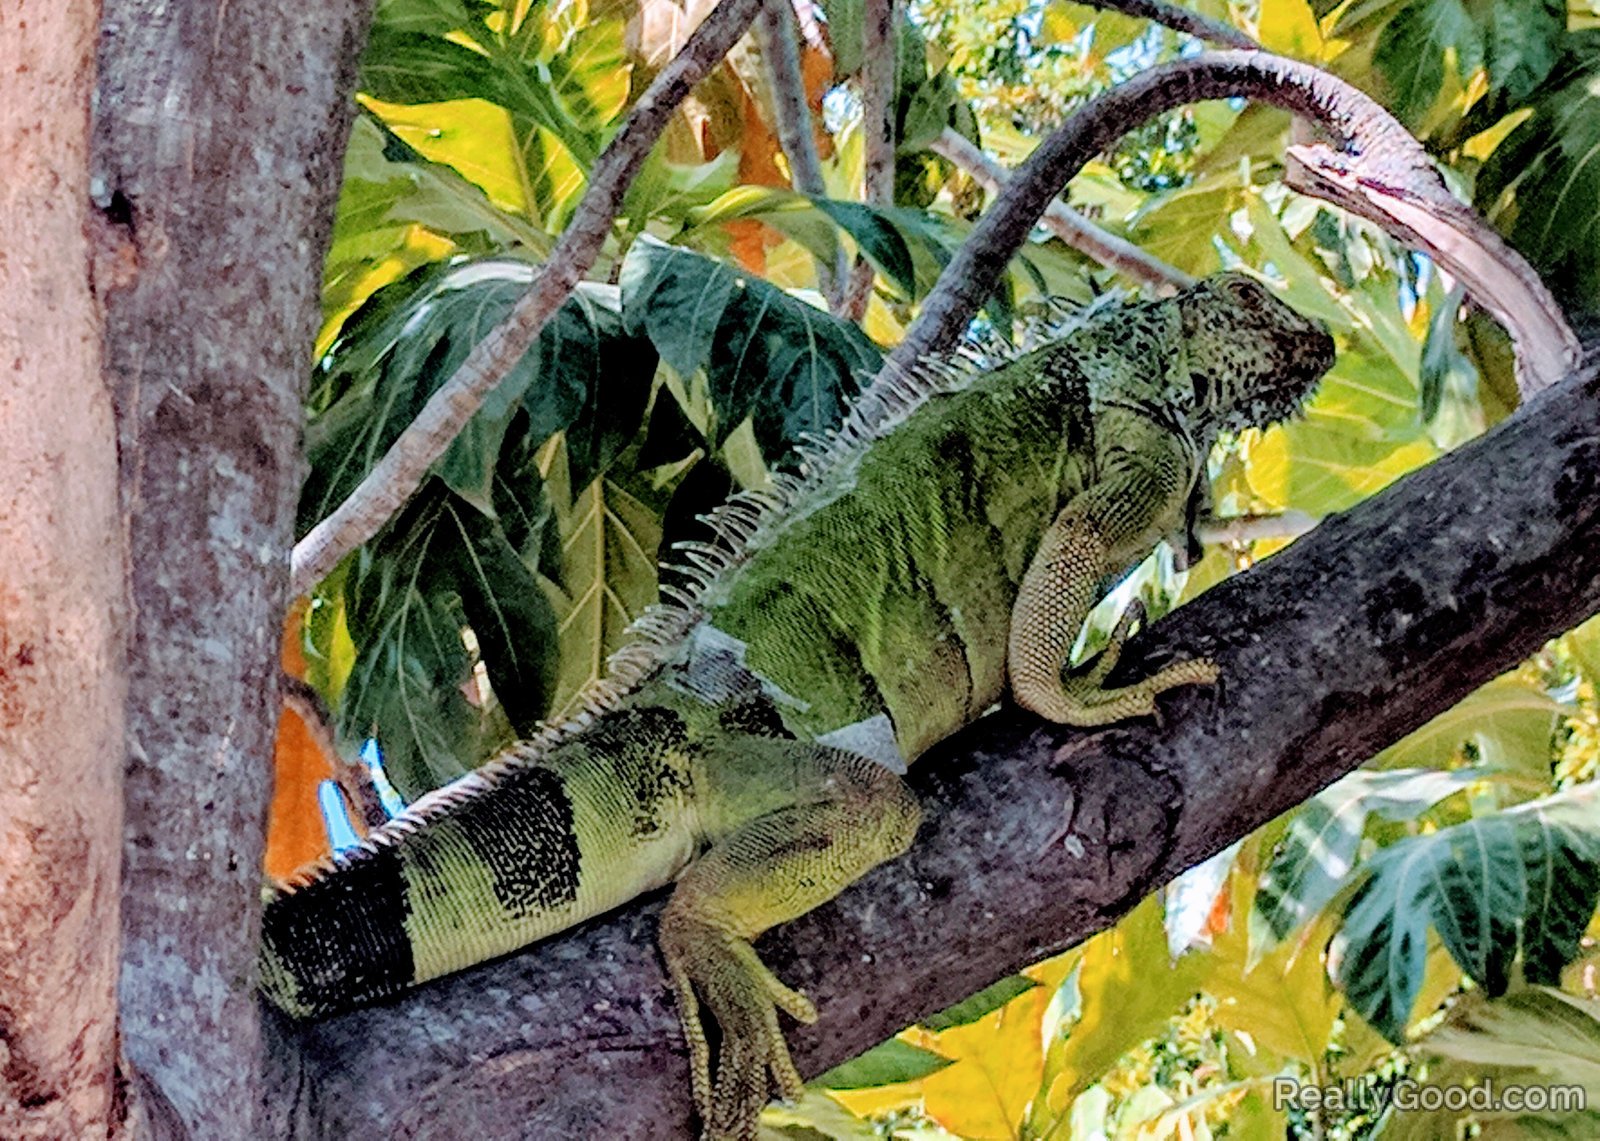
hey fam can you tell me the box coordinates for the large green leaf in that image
[1477,32,1600,314]
[1407,989,1600,1135]
[686,188,921,298]
[339,481,556,798]
[1372,0,1565,124]
[814,1039,954,1090]
[1370,672,1563,779]
[619,237,882,458]
[920,976,1040,1032]
[1252,768,1478,958]
[339,114,551,253]
[302,259,655,525]
[539,467,665,721]
[360,19,600,166]
[1334,784,1600,1041]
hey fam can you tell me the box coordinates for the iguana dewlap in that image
[261,273,1333,1139]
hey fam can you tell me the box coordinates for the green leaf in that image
[361,28,506,106]
[1128,180,1245,276]
[1421,989,1600,1099]
[1373,0,1481,123]
[1334,785,1600,1041]
[1406,989,1600,1135]
[809,199,917,297]
[541,468,663,719]
[1253,768,1478,957]
[1370,673,1563,778]
[1373,0,1564,125]
[339,483,555,798]
[302,259,655,526]
[813,1038,954,1089]
[544,15,630,135]
[372,0,476,37]
[920,976,1039,1032]
[433,492,560,735]
[1477,32,1600,314]
[619,237,882,458]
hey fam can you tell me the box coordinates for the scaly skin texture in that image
[260,274,1333,1140]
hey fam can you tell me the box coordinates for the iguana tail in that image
[259,732,697,1018]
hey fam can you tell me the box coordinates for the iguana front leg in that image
[659,747,920,1140]
[1008,439,1218,725]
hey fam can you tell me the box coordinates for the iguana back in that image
[260,274,1333,1139]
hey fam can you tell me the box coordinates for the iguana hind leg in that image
[1009,475,1217,726]
[660,750,920,1140]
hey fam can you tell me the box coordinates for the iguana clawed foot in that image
[1040,599,1218,726]
[660,909,817,1141]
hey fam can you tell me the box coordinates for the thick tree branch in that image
[930,127,1191,293]
[882,50,1578,423]
[268,349,1600,1138]
[290,0,768,595]
[92,0,373,1133]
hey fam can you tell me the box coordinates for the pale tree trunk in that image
[89,0,373,1133]
[0,0,127,1136]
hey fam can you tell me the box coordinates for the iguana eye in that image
[1222,276,1271,310]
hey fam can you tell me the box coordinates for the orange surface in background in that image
[264,602,353,881]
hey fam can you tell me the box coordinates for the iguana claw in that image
[660,910,816,1141]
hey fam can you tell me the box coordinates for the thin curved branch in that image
[757,0,845,304]
[1078,0,1258,49]
[838,0,897,320]
[269,353,1600,1138]
[289,0,768,596]
[880,50,1578,409]
[930,127,1191,293]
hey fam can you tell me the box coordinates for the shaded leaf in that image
[1335,784,1600,1041]
[1253,768,1477,956]
[303,260,655,526]
[1478,31,1600,314]
[620,237,881,458]
[813,1039,954,1089]
[920,976,1039,1032]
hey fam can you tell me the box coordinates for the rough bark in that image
[0,1,126,1134]
[266,347,1600,1136]
[89,0,374,1133]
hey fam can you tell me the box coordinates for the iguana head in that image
[1179,272,1335,433]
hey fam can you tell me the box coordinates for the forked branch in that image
[883,50,1578,418]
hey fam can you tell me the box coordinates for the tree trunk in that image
[89,0,373,1132]
[0,0,127,1134]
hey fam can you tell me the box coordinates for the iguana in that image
[260,273,1334,1139]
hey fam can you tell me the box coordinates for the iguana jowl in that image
[261,273,1334,1138]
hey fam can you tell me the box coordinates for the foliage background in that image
[267,0,1600,1136]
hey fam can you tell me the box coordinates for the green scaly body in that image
[260,275,1333,1139]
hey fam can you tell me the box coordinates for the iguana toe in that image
[660,911,813,1140]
